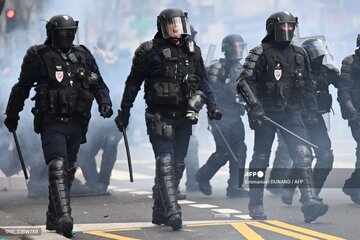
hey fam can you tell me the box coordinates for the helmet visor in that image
[52,29,76,49]
[274,22,295,42]
[161,16,190,39]
[305,40,330,61]
[224,42,247,60]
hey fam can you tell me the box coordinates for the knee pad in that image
[293,145,312,168]
[156,153,173,177]
[48,157,67,181]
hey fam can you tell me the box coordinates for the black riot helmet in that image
[302,38,331,62]
[221,34,246,60]
[157,8,190,40]
[46,14,78,49]
[263,11,298,43]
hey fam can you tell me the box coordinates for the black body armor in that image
[313,64,339,113]
[31,45,97,129]
[144,38,196,109]
[207,59,245,115]
[258,43,308,112]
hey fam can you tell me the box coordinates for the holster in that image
[146,112,173,140]
[31,107,42,134]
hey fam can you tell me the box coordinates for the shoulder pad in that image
[249,45,263,55]
[292,45,306,56]
[244,45,263,63]
[132,41,153,67]
[323,64,340,74]
[25,45,43,57]
[208,60,222,70]
[206,60,223,82]
[138,40,153,53]
[342,55,354,65]
[73,44,91,54]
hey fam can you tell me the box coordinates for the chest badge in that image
[55,71,64,82]
[274,63,282,81]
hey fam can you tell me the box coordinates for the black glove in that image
[305,111,319,125]
[4,115,19,132]
[99,104,113,118]
[114,110,130,132]
[247,103,265,130]
[207,104,222,120]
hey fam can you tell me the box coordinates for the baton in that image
[12,131,28,180]
[263,116,318,149]
[212,122,239,162]
[122,127,133,182]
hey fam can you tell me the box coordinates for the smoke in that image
[0,0,359,190]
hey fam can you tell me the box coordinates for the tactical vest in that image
[207,59,245,116]
[313,65,333,113]
[349,54,360,111]
[144,39,196,108]
[259,43,307,112]
[32,45,94,122]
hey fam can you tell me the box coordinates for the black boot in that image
[249,183,266,220]
[174,161,186,200]
[313,149,334,195]
[156,154,182,231]
[46,193,58,231]
[342,148,360,204]
[342,169,360,204]
[227,147,248,198]
[298,168,328,223]
[281,169,297,205]
[196,153,226,196]
[48,157,74,238]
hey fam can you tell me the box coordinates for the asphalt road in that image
[0,138,359,240]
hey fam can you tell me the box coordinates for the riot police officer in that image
[338,34,360,204]
[115,8,222,231]
[279,37,341,204]
[195,34,248,198]
[236,11,328,222]
[3,14,113,238]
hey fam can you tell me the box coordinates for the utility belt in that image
[147,107,186,119]
[41,113,83,125]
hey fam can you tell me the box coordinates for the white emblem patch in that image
[55,71,64,82]
[274,63,282,81]
[274,69,282,81]
[63,15,69,20]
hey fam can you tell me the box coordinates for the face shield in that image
[52,29,76,49]
[224,41,247,60]
[304,39,334,64]
[274,22,296,42]
[160,16,190,39]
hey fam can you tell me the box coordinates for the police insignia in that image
[162,48,171,59]
[55,71,64,82]
[274,63,282,81]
